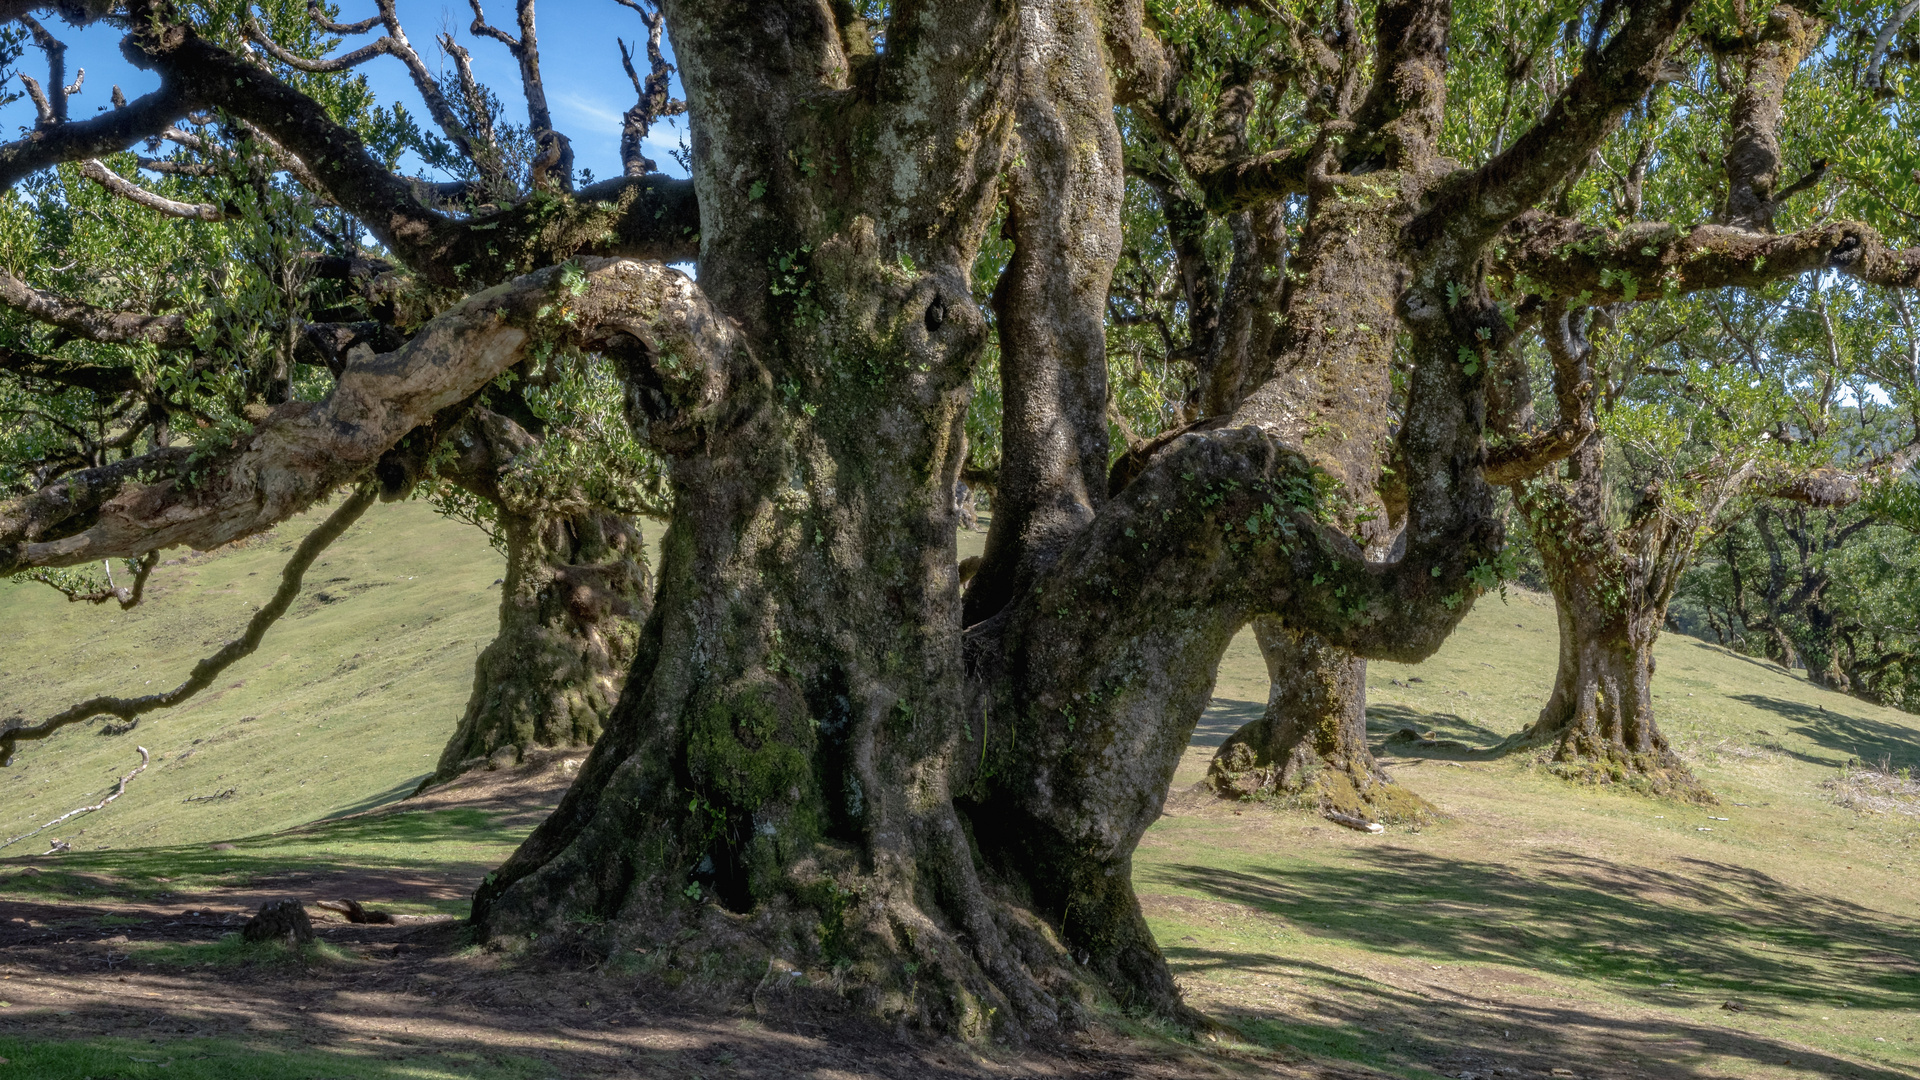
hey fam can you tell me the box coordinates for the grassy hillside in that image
[2,515,1916,1079]
[0,498,506,851]
[1147,585,1920,1079]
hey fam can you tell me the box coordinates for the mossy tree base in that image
[422,407,654,788]
[1206,618,1437,824]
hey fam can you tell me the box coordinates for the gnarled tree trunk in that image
[1206,618,1433,822]
[422,407,653,785]
[0,0,1720,1042]
[432,504,650,778]
[1511,436,1713,801]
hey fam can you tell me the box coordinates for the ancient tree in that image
[7,0,1920,1038]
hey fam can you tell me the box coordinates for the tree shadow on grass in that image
[0,807,523,914]
[1363,703,1507,756]
[1729,694,1920,772]
[322,773,431,819]
[1149,846,1920,1079]
[1191,697,1265,748]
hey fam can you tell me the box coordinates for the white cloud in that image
[555,91,627,128]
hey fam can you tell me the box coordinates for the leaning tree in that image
[11,0,1920,1040]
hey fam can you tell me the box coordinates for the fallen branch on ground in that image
[1323,809,1385,834]
[1,745,149,849]
[315,898,395,924]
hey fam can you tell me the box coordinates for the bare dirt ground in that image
[0,759,1384,1080]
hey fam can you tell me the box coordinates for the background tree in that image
[0,3,674,779]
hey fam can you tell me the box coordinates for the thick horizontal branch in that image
[1765,444,1920,509]
[0,345,142,392]
[0,258,737,571]
[1190,145,1313,213]
[0,484,376,767]
[1498,215,1920,302]
[1008,426,1499,669]
[1484,417,1596,485]
[0,76,192,192]
[0,268,192,346]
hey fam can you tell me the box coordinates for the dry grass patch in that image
[1825,758,1920,817]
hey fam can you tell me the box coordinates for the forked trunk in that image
[1511,442,1713,802]
[1207,618,1434,822]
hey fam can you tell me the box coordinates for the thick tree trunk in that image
[1522,589,1707,796]
[414,406,654,786]
[429,505,650,780]
[1511,441,1713,802]
[1206,618,1434,822]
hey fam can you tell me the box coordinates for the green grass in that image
[5,513,1917,1079]
[0,498,508,852]
[1147,586,1920,1079]
[0,806,533,916]
[126,932,365,968]
[0,1035,553,1080]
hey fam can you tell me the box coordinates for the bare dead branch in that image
[18,15,69,123]
[615,0,683,177]
[0,746,149,848]
[1499,214,1920,301]
[153,24,698,281]
[79,158,223,220]
[467,0,571,188]
[243,14,396,72]
[0,483,377,766]
[305,1,381,35]
[1868,0,1920,91]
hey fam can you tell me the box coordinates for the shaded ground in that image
[0,755,1380,1080]
[1145,587,1920,1080]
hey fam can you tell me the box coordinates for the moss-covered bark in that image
[4,0,1723,1045]
[1510,440,1714,802]
[1207,618,1434,822]
[430,505,649,779]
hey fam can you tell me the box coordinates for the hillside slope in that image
[0,498,506,850]
[0,516,1915,1079]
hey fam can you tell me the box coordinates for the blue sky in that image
[0,1,689,184]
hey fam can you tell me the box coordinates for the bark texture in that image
[424,408,652,781]
[12,0,1874,1042]
[1206,618,1432,822]
[436,507,648,775]
[1510,436,1714,801]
